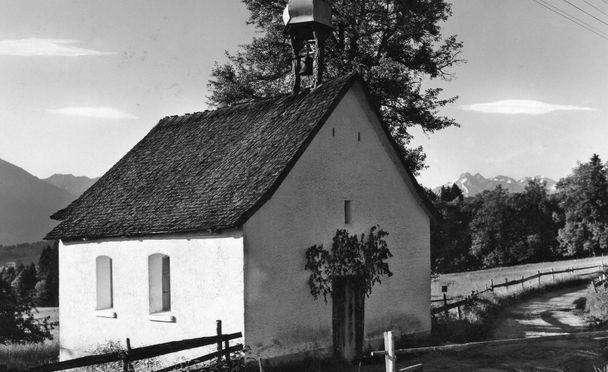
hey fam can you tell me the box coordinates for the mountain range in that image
[0,158,98,246]
[433,172,557,197]
[43,173,99,197]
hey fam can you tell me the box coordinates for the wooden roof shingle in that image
[46,73,434,241]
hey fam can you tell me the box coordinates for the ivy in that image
[304,226,393,302]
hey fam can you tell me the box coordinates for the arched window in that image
[148,254,171,313]
[96,256,113,310]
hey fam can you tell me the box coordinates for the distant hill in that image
[0,158,77,245]
[0,241,53,267]
[433,173,557,197]
[43,174,99,196]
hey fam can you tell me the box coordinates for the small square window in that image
[344,200,352,224]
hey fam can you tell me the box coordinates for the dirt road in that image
[364,283,608,372]
[490,283,590,339]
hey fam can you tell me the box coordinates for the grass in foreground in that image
[0,340,59,369]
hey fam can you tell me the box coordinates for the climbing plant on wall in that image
[304,226,393,302]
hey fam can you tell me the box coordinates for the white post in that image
[384,331,396,372]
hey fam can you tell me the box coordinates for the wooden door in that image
[332,277,364,361]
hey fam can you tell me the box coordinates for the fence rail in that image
[432,263,606,317]
[27,321,241,372]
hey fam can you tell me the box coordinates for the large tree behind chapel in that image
[207,0,463,173]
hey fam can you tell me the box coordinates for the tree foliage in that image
[208,0,464,173]
[0,278,54,344]
[431,186,475,272]
[0,241,58,344]
[35,242,59,307]
[555,154,608,257]
[304,226,392,302]
[432,181,560,272]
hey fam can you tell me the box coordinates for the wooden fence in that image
[431,263,606,317]
[25,320,241,372]
[371,329,608,371]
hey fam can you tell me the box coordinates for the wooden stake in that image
[224,340,231,366]
[216,320,223,363]
[123,338,133,372]
[384,331,395,372]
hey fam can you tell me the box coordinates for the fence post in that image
[552,268,555,281]
[505,278,508,290]
[538,271,541,286]
[490,279,494,291]
[443,293,449,318]
[123,338,133,372]
[384,331,396,372]
[224,339,231,367]
[457,305,462,320]
[216,320,223,363]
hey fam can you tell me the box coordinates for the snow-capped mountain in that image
[433,173,557,197]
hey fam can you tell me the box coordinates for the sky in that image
[1,0,607,189]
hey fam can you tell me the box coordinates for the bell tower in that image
[282,0,333,93]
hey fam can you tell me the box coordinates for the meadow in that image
[431,255,608,301]
[0,307,59,369]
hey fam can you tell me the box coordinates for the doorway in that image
[332,276,364,361]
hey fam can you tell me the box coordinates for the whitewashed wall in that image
[243,83,431,359]
[58,234,244,362]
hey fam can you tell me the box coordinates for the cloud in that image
[460,100,597,115]
[48,107,138,120]
[0,38,114,57]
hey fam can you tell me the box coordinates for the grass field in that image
[432,256,608,301]
[0,307,59,369]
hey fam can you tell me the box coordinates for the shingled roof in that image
[47,73,434,241]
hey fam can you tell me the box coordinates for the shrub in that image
[585,283,608,326]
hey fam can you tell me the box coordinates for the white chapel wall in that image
[243,83,431,358]
[58,233,244,362]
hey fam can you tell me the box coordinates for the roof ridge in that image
[158,72,362,123]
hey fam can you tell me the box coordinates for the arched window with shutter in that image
[96,256,113,310]
[148,253,171,313]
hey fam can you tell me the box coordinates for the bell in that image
[300,55,314,76]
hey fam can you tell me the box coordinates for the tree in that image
[11,263,37,301]
[208,0,463,174]
[555,154,608,257]
[0,275,54,344]
[510,180,559,261]
[431,190,476,273]
[469,186,525,267]
[439,184,463,202]
[35,242,59,307]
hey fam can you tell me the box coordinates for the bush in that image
[0,279,55,344]
[585,283,608,326]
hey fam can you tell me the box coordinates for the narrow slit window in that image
[332,128,335,137]
[358,132,361,141]
[96,256,113,310]
[149,254,171,313]
[344,200,352,224]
